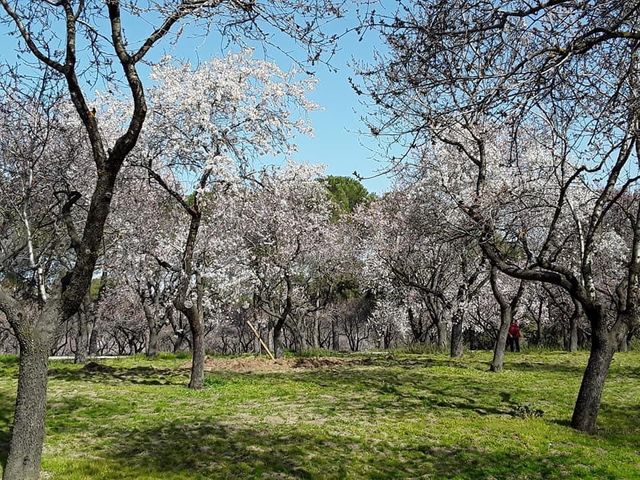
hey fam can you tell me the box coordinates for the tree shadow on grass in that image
[259,367,527,419]
[80,418,611,480]
[586,402,640,439]
[252,365,639,448]
[48,362,187,386]
[0,392,14,466]
[0,385,630,479]
[614,364,640,379]
[504,360,587,375]
[360,355,499,373]
[504,352,640,378]
[1,357,637,479]
[550,403,640,452]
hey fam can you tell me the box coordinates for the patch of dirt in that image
[201,357,292,373]
[181,356,373,373]
[292,357,351,369]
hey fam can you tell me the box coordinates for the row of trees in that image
[5,149,603,362]
[358,0,640,433]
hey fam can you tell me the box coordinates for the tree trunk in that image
[273,322,285,359]
[490,306,511,372]
[74,311,88,364]
[570,310,613,433]
[3,338,51,480]
[617,336,628,352]
[144,304,162,358]
[173,334,185,353]
[0,294,60,480]
[147,327,160,358]
[88,326,99,355]
[450,279,471,358]
[407,307,418,343]
[383,328,392,349]
[312,312,320,349]
[171,311,189,353]
[568,310,579,353]
[186,309,205,389]
[488,267,524,372]
[615,323,629,352]
[291,322,304,353]
[436,318,448,352]
[450,316,464,358]
[331,319,339,351]
[254,330,262,354]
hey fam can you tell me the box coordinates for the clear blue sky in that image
[293,37,393,194]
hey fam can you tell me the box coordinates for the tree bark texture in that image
[437,318,448,352]
[3,344,50,480]
[450,316,464,358]
[187,309,205,389]
[570,309,614,433]
[568,301,580,353]
[1,302,58,480]
[489,267,524,372]
[74,311,89,364]
[273,322,285,359]
[489,307,511,372]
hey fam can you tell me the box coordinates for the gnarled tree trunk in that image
[146,324,161,358]
[490,309,511,372]
[436,316,448,352]
[4,340,51,480]
[450,314,464,358]
[273,320,285,359]
[143,304,166,358]
[568,300,581,353]
[449,269,483,358]
[489,267,524,372]
[0,297,59,480]
[570,307,614,433]
[175,270,206,390]
[186,308,205,389]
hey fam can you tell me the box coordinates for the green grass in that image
[0,351,639,479]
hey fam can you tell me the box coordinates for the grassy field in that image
[0,350,638,479]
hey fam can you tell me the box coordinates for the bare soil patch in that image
[181,356,373,373]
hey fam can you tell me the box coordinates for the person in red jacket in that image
[507,321,521,352]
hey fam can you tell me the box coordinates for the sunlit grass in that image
[0,350,638,479]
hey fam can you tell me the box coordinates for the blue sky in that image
[293,37,393,194]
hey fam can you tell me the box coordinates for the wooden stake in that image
[246,320,275,361]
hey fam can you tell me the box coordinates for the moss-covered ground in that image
[0,350,638,479]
